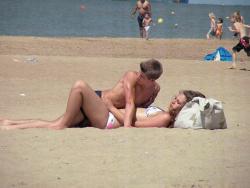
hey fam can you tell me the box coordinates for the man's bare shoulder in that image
[145,1,151,5]
[122,71,140,78]
[121,71,140,85]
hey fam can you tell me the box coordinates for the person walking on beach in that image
[228,15,250,69]
[1,59,163,130]
[206,12,216,40]
[131,0,151,38]
[142,12,152,40]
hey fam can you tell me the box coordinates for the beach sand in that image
[0,36,250,188]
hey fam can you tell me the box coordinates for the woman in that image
[0,83,205,130]
[105,90,205,128]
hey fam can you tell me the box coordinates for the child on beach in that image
[142,12,152,40]
[231,11,245,39]
[216,18,223,40]
[228,14,250,69]
[206,12,216,39]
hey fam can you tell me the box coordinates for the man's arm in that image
[131,3,138,16]
[228,26,238,33]
[103,97,125,125]
[123,71,138,127]
[243,24,250,29]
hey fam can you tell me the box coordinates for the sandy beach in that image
[0,36,250,188]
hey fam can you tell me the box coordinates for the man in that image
[131,0,152,38]
[102,59,162,127]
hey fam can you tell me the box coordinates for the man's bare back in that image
[102,71,159,109]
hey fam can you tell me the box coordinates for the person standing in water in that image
[131,0,152,38]
[142,12,153,40]
[206,12,216,40]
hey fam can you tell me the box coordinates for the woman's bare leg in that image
[1,119,53,130]
[56,80,109,129]
[1,119,40,126]
[1,80,109,130]
[0,112,84,130]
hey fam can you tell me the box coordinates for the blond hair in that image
[208,12,216,19]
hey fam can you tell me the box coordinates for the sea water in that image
[0,0,249,39]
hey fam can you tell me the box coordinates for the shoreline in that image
[1,35,247,61]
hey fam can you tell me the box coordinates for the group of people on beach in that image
[0,59,205,130]
[1,0,249,130]
[131,0,152,40]
[131,1,249,70]
[206,12,224,40]
[132,0,250,68]
[207,10,250,69]
[0,0,206,130]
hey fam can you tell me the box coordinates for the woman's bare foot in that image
[0,119,15,126]
[0,118,6,126]
[0,125,16,130]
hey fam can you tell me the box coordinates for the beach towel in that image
[174,97,227,130]
[204,47,232,62]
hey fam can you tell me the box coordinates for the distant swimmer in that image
[131,0,151,38]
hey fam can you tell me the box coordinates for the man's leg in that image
[229,42,242,69]
[137,15,144,38]
[229,51,237,69]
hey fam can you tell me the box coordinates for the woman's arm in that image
[109,106,125,125]
[134,113,171,128]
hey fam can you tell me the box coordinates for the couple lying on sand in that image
[1,59,205,130]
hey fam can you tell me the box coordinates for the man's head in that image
[140,59,163,80]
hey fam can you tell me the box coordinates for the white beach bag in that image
[174,97,227,129]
